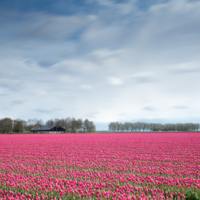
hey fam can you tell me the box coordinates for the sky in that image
[0,0,200,130]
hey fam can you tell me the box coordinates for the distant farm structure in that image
[31,126,66,133]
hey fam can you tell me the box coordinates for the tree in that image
[46,120,54,127]
[64,118,73,132]
[76,119,83,132]
[0,118,13,133]
[13,120,24,133]
[83,119,96,132]
[108,121,200,132]
[109,122,119,132]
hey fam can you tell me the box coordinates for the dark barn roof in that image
[31,126,65,133]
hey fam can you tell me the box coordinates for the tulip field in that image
[0,133,200,200]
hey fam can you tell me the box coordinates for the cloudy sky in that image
[0,0,200,129]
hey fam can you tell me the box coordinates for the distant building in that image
[31,126,66,133]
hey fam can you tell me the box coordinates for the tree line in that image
[0,118,95,133]
[1,118,200,133]
[108,122,200,132]
[45,118,95,132]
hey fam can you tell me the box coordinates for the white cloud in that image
[80,84,93,90]
[107,77,124,86]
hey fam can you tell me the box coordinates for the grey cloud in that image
[35,108,62,114]
[127,72,158,85]
[34,60,57,68]
[143,106,157,111]
[0,12,91,67]
[0,81,21,93]
[172,67,200,75]
[172,105,189,110]
[35,109,51,114]
[0,12,91,41]
[132,76,157,84]
[10,100,24,106]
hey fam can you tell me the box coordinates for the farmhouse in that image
[31,126,66,133]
